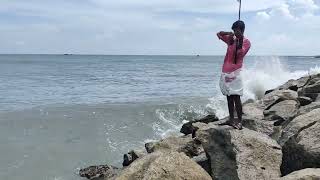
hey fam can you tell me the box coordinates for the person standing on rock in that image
[216,20,251,129]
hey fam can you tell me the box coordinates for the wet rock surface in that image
[180,114,219,135]
[116,151,212,180]
[79,164,119,180]
[196,124,282,180]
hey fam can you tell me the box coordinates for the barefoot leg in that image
[227,95,235,120]
[234,95,243,130]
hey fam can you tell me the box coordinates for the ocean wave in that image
[242,57,320,100]
[152,103,208,139]
[206,57,320,120]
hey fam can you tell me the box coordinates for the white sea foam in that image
[242,57,320,100]
[309,65,320,75]
[207,57,320,119]
[153,104,207,139]
[206,95,228,118]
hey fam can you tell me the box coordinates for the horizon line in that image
[0,53,317,57]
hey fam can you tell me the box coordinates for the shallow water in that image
[0,55,319,180]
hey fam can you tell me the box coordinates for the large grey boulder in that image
[275,73,320,94]
[297,96,313,106]
[281,121,320,175]
[281,168,320,180]
[180,114,219,135]
[277,75,311,92]
[278,108,320,146]
[191,116,235,136]
[260,90,298,109]
[123,149,147,167]
[298,102,320,115]
[192,152,211,175]
[115,151,212,180]
[242,115,281,140]
[243,102,264,119]
[277,79,299,91]
[79,164,119,180]
[299,73,320,87]
[192,122,211,132]
[264,100,299,123]
[298,92,320,101]
[265,76,310,95]
[241,102,281,139]
[303,80,320,94]
[145,135,203,157]
[191,117,230,138]
[297,74,320,101]
[196,124,282,180]
[309,73,320,82]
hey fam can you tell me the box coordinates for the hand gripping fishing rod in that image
[234,0,242,64]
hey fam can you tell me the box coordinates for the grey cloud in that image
[0,0,319,55]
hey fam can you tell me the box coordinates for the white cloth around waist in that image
[219,70,243,96]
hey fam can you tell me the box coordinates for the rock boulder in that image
[264,100,299,123]
[281,121,320,175]
[277,76,311,92]
[298,102,320,115]
[242,115,281,139]
[122,149,147,167]
[180,114,219,135]
[196,124,282,180]
[278,108,320,146]
[79,164,119,180]
[192,152,211,175]
[297,96,313,106]
[145,135,203,157]
[303,80,320,94]
[115,151,212,180]
[281,168,320,180]
[260,90,298,109]
[243,102,264,119]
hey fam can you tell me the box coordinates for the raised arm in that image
[217,31,234,45]
[241,39,251,56]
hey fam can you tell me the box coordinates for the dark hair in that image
[232,20,245,33]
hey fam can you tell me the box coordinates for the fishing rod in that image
[234,0,242,64]
[238,0,242,20]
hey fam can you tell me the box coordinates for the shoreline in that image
[79,73,320,180]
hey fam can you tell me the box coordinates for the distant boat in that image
[196,55,200,57]
[315,56,320,58]
[64,54,72,56]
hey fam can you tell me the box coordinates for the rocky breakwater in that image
[79,73,320,180]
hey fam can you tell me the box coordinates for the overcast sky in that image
[1,0,319,55]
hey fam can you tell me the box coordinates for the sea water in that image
[0,55,319,180]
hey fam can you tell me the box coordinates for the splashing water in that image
[242,57,297,99]
[206,56,320,119]
[153,104,208,139]
[206,95,228,118]
[309,65,320,75]
[242,57,320,100]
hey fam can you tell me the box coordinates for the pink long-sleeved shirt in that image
[217,33,251,73]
